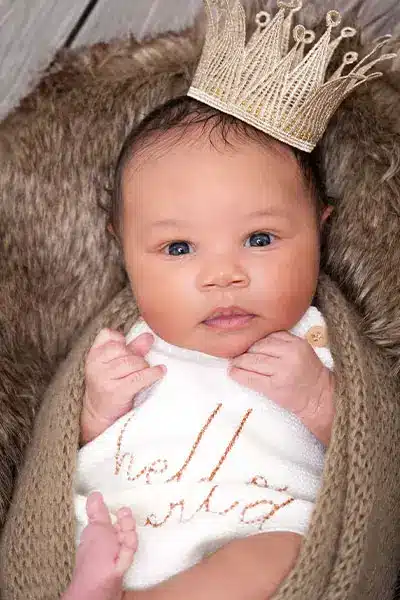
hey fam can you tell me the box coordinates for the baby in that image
[63,96,335,600]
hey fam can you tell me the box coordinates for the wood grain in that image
[71,0,202,46]
[0,0,91,119]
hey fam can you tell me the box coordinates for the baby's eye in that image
[244,232,274,248]
[165,241,193,256]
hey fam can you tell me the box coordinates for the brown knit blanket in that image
[0,272,399,600]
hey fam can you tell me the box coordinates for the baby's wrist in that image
[80,388,136,446]
[79,411,99,446]
[300,369,335,446]
[80,390,115,446]
[80,409,117,446]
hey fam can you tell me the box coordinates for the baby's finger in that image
[230,353,276,376]
[126,364,166,393]
[107,355,149,380]
[229,366,272,396]
[91,328,125,350]
[88,340,131,366]
[127,332,155,357]
[248,333,293,356]
[267,331,294,341]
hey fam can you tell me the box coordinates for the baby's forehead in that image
[123,122,301,181]
[122,140,314,226]
[120,120,319,227]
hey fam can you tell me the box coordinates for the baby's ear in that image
[320,205,334,227]
[107,222,119,241]
[106,222,123,249]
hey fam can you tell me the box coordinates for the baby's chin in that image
[150,322,267,359]
[201,342,252,359]
[193,330,262,359]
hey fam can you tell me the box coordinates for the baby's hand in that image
[229,331,335,445]
[81,328,166,445]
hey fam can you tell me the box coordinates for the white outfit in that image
[74,307,333,590]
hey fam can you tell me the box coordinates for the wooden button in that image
[306,325,328,348]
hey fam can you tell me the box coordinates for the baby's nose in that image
[198,259,249,289]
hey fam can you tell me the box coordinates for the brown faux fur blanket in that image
[0,1,400,598]
[0,273,399,600]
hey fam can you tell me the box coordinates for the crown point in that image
[343,52,358,65]
[293,24,315,45]
[304,30,316,44]
[326,10,342,29]
[371,34,392,47]
[343,51,359,65]
[255,11,271,29]
[330,51,359,80]
[340,27,357,39]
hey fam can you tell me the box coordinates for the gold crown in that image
[187,0,396,152]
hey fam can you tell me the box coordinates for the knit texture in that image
[0,273,399,600]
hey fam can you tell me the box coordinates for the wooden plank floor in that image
[72,0,202,46]
[0,0,92,119]
[0,0,203,120]
[1,0,400,121]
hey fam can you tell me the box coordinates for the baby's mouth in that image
[202,307,255,331]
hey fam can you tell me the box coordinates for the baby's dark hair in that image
[106,96,327,240]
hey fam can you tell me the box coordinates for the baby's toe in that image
[118,529,137,550]
[116,507,133,520]
[86,492,112,525]
[115,531,138,577]
[116,508,136,532]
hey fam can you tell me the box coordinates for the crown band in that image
[189,87,315,151]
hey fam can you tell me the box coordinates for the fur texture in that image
[0,4,399,550]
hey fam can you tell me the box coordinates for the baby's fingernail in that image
[129,332,152,344]
[127,332,154,353]
[159,365,167,374]
[140,332,154,341]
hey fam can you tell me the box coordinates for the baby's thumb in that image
[127,332,155,357]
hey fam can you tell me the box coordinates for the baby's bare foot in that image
[62,492,137,600]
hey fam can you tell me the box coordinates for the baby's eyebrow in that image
[149,209,289,230]
[150,218,187,229]
[247,209,289,219]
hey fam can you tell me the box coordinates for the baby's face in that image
[122,127,325,358]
